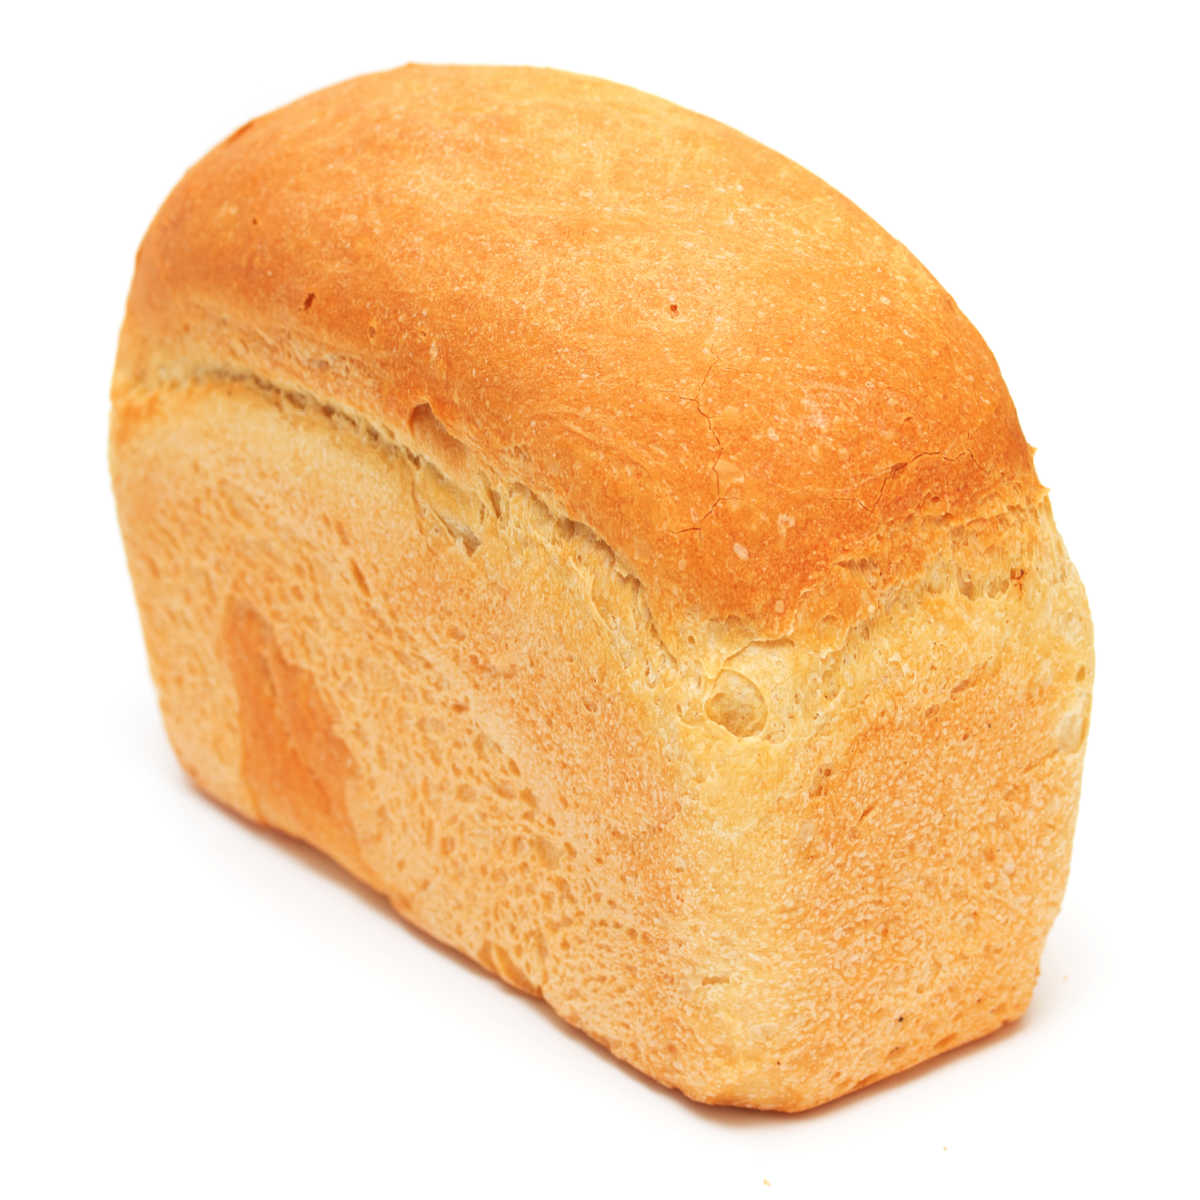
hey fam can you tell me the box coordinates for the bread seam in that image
[123,365,1071,758]
[196,363,687,669]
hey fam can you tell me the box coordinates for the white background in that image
[4,2,1197,1195]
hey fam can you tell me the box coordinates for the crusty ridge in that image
[113,360,1071,750]
[116,63,1042,643]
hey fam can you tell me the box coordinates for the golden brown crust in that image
[117,64,1040,640]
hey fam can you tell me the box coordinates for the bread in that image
[109,64,1092,1112]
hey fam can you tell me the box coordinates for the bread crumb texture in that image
[110,66,1092,1111]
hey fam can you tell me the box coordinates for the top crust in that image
[116,64,1040,643]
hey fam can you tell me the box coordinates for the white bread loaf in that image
[110,65,1093,1111]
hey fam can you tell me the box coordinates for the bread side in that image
[112,369,707,1080]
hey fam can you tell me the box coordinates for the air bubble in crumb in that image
[705,670,766,737]
[1056,708,1086,753]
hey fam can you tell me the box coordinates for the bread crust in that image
[111,66,1092,1110]
[117,63,1039,647]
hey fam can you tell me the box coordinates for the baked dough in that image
[110,65,1092,1110]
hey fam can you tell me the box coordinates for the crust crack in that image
[133,364,1053,746]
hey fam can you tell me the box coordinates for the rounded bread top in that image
[119,64,1039,637]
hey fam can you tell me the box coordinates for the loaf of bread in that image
[110,65,1092,1111]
